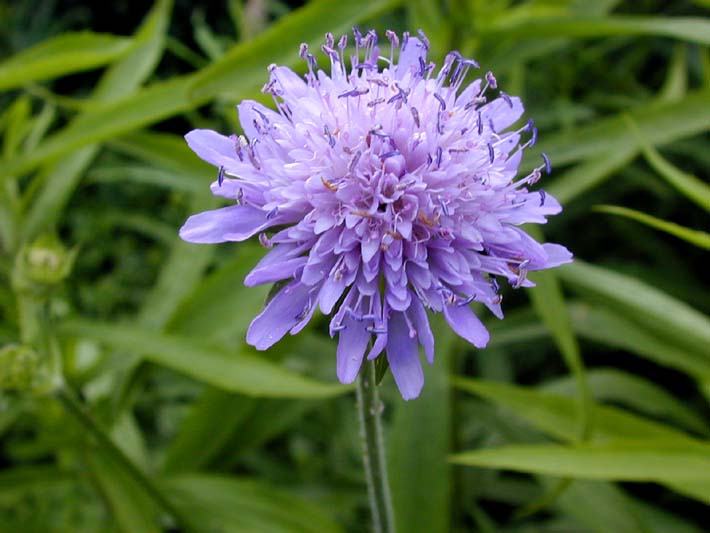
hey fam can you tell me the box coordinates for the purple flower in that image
[179,29,572,400]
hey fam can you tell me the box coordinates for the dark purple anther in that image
[368,97,385,108]
[252,106,269,125]
[218,166,225,186]
[419,56,426,77]
[488,118,496,134]
[417,29,430,50]
[349,150,362,173]
[530,127,538,147]
[436,146,443,168]
[236,188,244,204]
[385,29,399,48]
[266,206,279,220]
[541,153,552,174]
[485,71,497,89]
[353,26,363,44]
[380,150,400,160]
[491,277,500,293]
[410,106,420,127]
[338,34,347,50]
[463,58,480,69]
[500,91,513,108]
[458,294,476,306]
[434,93,446,110]
[426,153,433,166]
[325,32,334,48]
[324,124,336,147]
[539,190,546,206]
[402,31,410,50]
[437,111,444,134]
[488,143,495,163]
[299,43,308,59]
[477,112,483,135]
[338,87,369,98]
[439,197,450,216]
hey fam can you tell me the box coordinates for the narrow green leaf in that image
[86,449,160,533]
[526,258,592,440]
[189,0,401,100]
[21,0,173,243]
[641,143,710,211]
[595,205,710,249]
[569,302,710,381]
[559,261,710,360]
[451,441,710,483]
[388,315,454,533]
[161,388,255,473]
[525,91,710,172]
[163,474,345,533]
[485,16,710,45]
[542,368,709,436]
[59,320,349,398]
[546,147,636,204]
[0,32,133,91]
[453,377,694,444]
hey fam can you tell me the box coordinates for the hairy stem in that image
[356,360,395,533]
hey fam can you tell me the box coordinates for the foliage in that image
[0,0,708,531]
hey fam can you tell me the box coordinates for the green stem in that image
[356,360,395,533]
[56,387,193,532]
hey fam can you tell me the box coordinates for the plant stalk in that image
[356,360,395,533]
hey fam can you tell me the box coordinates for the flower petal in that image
[386,311,424,400]
[185,129,238,168]
[336,314,370,383]
[408,297,434,364]
[396,37,427,80]
[246,282,311,350]
[442,303,489,348]
[179,204,269,244]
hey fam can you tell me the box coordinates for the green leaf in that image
[558,261,710,360]
[484,16,710,45]
[0,32,133,91]
[569,302,710,381]
[595,205,710,249]
[189,0,401,100]
[20,0,173,243]
[388,315,455,533]
[451,441,710,484]
[59,319,349,398]
[525,249,592,440]
[546,147,636,204]
[640,141,710,211]
[542,368,709,436]
[86,449,160,533]
[453,377,694,444]
[161,388,256,473]
[163,474,345,533]
[525,91,710,172]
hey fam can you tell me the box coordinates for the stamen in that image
[417,29,430,50]
[539,190,546,206]
[266,206,279,220]
[368,97,386,108]
[541,153,552,174]
[324,124,336,147]
[349,150,362,173]
[436,146,443,168]
[485,71,497,89]
[410,106,420,127]
[434,93,446,110]
[488,143,495,163]
[218,166,225,186]
[500,91,513,108]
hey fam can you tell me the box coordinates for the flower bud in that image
[0,344,39,392]
[12,234,77,293]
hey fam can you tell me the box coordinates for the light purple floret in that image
[179,28,572,400]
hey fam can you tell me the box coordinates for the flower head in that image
[180,29,572,400]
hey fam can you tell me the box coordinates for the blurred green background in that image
[0,0,709,531]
